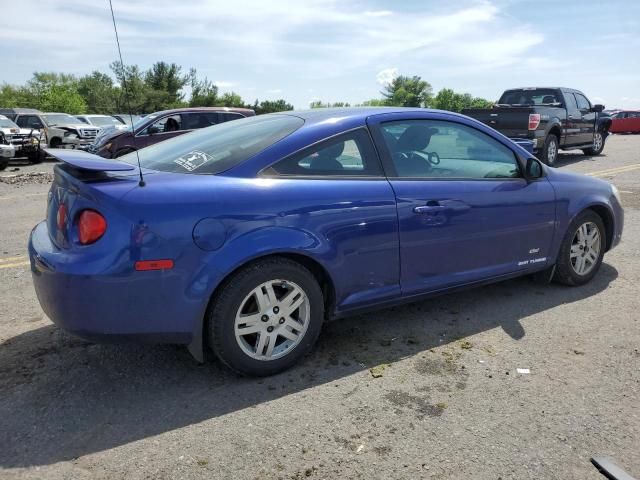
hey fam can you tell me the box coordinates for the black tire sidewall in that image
[583,131,605,156]
[208,259,324,376]
[554,210,606,286]
[542,135,558,166]
[0,160,7,171]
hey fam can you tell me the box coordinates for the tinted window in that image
[121,114,304,174]
[222,113,244,122]
[575,93,591,110]
[498,89,561,106]
[181,112,219,130]
[17,115,44,129]
[269,129,382,177]
[142,114,183,134]
[564,92,578,110]
[381,120,520,179]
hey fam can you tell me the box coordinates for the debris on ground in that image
[459,340,473,350]
[516,368,530,374]
[370,364,390,378]
[0,172,53,186]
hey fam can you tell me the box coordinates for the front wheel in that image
[554,210,605,286]
[540,134,559,166]
[0,159,8,171]
[208,258,324,376]
[582,131,605,156]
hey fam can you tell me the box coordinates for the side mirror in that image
[526,157,544,179]
[591,104,604,113]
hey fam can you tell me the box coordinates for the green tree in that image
[355,98,386,107]
[432,88,493,113]
[77,71,120,113]
[309,100,351,108]
[26,72,86,113]
[252,99,294,114]
[382,75,432,107]
[188,69,219,107]
[110,62,148,113]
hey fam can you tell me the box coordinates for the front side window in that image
[143,114,183,135]
[120,114,304,174]
[380,120,520,179]
[575,93,591,111]
[267,129,382,177]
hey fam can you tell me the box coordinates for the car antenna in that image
[108,0,145,187]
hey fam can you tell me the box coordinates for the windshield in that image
[88,116,124,127]
[0,116,19,129]
[120,114,304,174]
[42,114,82,126]
[498,89,562,106]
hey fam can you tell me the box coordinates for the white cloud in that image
[376,68,399,86]
[364,10,392,17]
[215,81,236,89]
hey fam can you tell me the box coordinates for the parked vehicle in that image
[0,137,15,171]
[0,108,99,149]
[30,108,623,376]
[0,114,45,165]
[76,114,129,132]
[111,114,144,127]
[609,110,640,134]
[91,107,254,158]
[463,87,612,165]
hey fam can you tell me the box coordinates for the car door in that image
[368,112,556,296]
[574,93,596,144]
[562,91,582,146]
[136,114,187,148]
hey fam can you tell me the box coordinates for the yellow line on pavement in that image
[586,163,640,177]
[0,255,26,264]
[0,260,30,270]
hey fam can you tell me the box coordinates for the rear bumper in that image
[28,221,197,344]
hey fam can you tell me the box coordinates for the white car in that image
[76,114,129,132]
[0,114,44,165]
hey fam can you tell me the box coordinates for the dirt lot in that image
[1,137,639,480]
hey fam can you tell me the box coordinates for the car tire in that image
[0,159,7,171]
[582,131,606,156]
[554,210,606,286]
[207,257,325,376]
[540,134,559,166]
[28,151,43,164]
[49,137,62,149]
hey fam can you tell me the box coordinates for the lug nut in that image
[279,318,285,324]
[261,315,269,322]
[273,306,280,314]
[267,326,274,332]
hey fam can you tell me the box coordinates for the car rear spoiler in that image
[45,149,136,172]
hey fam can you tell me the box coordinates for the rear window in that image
[498,89,562,106]
[120,114,304,174]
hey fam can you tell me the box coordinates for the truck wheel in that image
[540,134,559,166]
[28,151,44,164]
[49,138,62,149]
[0,160,8,171]
[582,131,605,156]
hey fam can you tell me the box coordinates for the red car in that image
[609,110,640,134]
[92,107,255,158]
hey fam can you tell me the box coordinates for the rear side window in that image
[17,115,44,129]
[564,92,578,110]
[222,113,244,122]
[181,112,219,130]
[267,129,383,177]
[498,89,561,106]
[121,114,304,174]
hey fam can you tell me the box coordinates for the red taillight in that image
[77,210,107,245]
[528,113,541,130]
[135,259,174,271]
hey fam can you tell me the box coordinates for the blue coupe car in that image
[29,108,624,376]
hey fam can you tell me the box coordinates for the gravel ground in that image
[0,136,638,480]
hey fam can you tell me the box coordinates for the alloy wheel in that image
[234,279,310,361]
[547,138,557,165]
[593,132,603,152]
[570,222,601,276]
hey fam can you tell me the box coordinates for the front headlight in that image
[611,184,622,204]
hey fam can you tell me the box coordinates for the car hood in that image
[546,166,612,192]
[51,124,99,130]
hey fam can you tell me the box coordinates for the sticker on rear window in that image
[173,150,214,172]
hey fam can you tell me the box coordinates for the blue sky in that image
[1,0,639,109]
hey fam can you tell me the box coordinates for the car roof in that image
[272,107,467,126]
[149,107,255,116]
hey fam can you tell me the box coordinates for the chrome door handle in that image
[413,205,446,214]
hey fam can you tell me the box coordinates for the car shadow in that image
[0,264,618,468]
[554,151,607,167]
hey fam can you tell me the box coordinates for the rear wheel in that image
[0,159,7,171]
[554,210,605,286]
[28,150,44,164]
[582,131,605,156]
[208,258,324,376]
[540,134,559,166]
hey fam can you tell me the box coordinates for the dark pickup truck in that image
[463,87,612,165]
